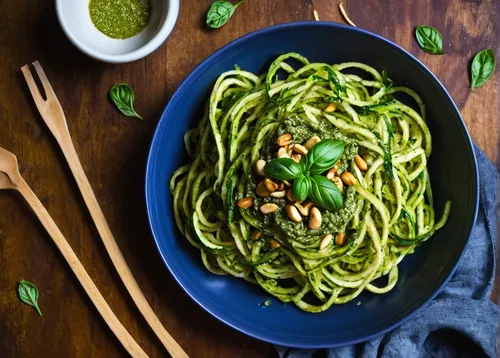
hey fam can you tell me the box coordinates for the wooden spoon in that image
[20,62,188,358]
[0,147,148,358]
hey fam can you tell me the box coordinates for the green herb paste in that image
[89,0,150,39]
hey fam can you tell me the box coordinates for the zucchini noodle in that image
[170,53,451,313]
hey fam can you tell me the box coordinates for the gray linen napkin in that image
[277,145,500,358]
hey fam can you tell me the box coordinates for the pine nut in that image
[332,176,344,191]
[355,155,368,171]
[295,201,314,216]
[341,172,357,186]
[362,153,374,166]
[285,204,302,222]
[319,234,333,251]
[335,232,346,246]
[326,163,340,179]
[277,147,290,158]
[256,181,271,197]
[325,103,337,113]
[260,203,279,214]
[282,180,292,187]
[270,239,281,248]
[277,182,285,191]
[293,144,308,155]
[309,207,322,230]
[287,144,294,156]
[254,159,267,176]
[264,178,278,193]
[237,197,254,209]
[287,188,296,201]
[291,153,302,163]
[277,133,293,146]
[270,190,286,198]
[252,231,262,240]
[326,167,337,180]
[304,136,321,150]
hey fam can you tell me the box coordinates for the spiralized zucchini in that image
[170,53,451,313]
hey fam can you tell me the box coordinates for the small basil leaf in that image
[109,84,143,119]
[264,158,303,180]
[305,139,345,175]
[206,0,243,29]
[471,48,496,89]
[415,26,444,55]
[309,175,343,211]
[18,280,42,316]
[293,176,311,201]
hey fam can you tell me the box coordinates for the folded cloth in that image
[277,144,500,358]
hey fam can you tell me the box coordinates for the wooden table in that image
[0,1,498,357]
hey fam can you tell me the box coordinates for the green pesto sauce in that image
[245,113,361,240]
[89,0,150,39]
[271,186,358,240]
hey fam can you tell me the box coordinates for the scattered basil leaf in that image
[293,176,311,201]
[470,48,496,89]
[305,139,345,175]
[264,158,303,180]
[309,175,343,211]
[415,26,444,55]
[109,84,143,119]
[18,280,42,316]
[206,0,243,29]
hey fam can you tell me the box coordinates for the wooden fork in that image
[21,63,188,358]
[0,147,148,358]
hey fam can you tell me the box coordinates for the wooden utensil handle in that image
[15,177,149,358]
[57,132,188,358]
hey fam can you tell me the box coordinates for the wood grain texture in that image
[0,0,498,357]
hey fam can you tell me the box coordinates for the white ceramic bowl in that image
[56,0,179,63]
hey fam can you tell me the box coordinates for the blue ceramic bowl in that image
[146,22,478,348]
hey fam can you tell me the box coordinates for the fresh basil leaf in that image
[264,158,303,180]
[18,280,42,316]
[471,48,496,89]
[415,26,444,55]
[305,139,345,175]
[109,83,143,119]
[293,176,311,201]
[206,0,243,29]
[309,175,343,211]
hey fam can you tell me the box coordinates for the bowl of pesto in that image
[145,22,478,348]
[56,0,179,63]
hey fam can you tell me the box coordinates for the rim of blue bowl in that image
[146,21,479,348]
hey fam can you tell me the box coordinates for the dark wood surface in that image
[0,0,498,357]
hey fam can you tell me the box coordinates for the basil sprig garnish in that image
[264,139,345,210]
[18,280,42,316]
[415,26,444,55]
[206,0,243,29]
[109,83,143,119]
[470,49,496,89]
